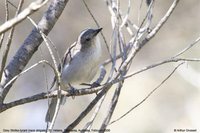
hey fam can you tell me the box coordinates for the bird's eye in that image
[86,38,90,41]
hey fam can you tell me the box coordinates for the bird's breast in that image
[61,44,102,88]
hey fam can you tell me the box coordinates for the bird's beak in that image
[93,28,102,36]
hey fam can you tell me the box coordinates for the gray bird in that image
[45,28,103,123]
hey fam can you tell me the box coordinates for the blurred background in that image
[0,0,200,132]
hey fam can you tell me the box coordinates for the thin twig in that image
[100,81,123,132]
[0,0,49,34]
[100,1,130,127]
[112,1,153,84]
[81,95,106,131]
[0,0,69,104]
[64,84,112,132]
[3,60,55,89]
[146,0,180,41]
[1,57,199,113]
[0,0,9,50]
[111,57,200,85]
[82,0,112,60]
[0,85,104,113]
[0,0,24,81]
[119,0,131,29]
[39,48,50,119]
[173,35,200,58]
[28,17,61,132]
[116,0,179,81]
[109,62,184,125]
[103,33,200,68]
[5,1,63,68]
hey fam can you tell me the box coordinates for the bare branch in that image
[112,58,200,85]
[1,57,200,114]
[80,66,107,130]
[64,84,112,132]
[0,0,191,131]
[82,95,106,131]
[0,0,69,103]
[145,0,180,42]
[0,0,9,50]
[3,60,55,90]
[115,0,180,81]
[100,81,123,131]
[31,19,61,132]
[82,0,112,66]
[109,62,184,125]
[0,0,24,81]
[0,83,107,113]
[173,35,200,58]
[0,0,49,34]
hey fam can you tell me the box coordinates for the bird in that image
[45,28,103,123]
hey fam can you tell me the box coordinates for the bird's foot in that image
[68,84,76,99]
[91,82,101,88]
[81,82,100,88]
[90,82,101,95]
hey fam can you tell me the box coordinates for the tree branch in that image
[0,0,49,34]
[64,84,112,132]
[109,62,184,125]
[0,0,24,81]
[0,0,69,103]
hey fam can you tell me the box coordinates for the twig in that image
[1,57,200,113]
[0,0,49,34]
[109,25,118,79]
[3,60,55,89]
[0,0,9,50]
[102,43,131,66]
[105,0,153,36]
[103,33,200,68]
[81,95,106,131]
[0,86,102,113]
[64,84,112,132]
[146,0,152,6]
[66,1,180,130]
[111,57,200,85]
[119,0,131,29]
[5,0,63,67]
[0,0,24,81]
[28,17,61,132]
[0,0,69,103]
[173,35,200,58]
[106,0,121,82]
[0,92,47,112]
[0,84,104,113]
[116,0,179,80]
[145,0,180,41]
[99,2,131,127]
[100,81,123,132]
[111,0,153,84]
[82,0,112,61]
[109,62,184,125]
[39,48,50,110]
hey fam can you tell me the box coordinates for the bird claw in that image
[80,82,100,95]
[91,82,100,88]
[68,84,76,99]
[81,82,100,88]
[90,82,101,96]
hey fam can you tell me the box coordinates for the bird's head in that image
[78,28,102,49]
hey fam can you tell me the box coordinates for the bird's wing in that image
[62,41,78,68]
[49,42,80,90]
